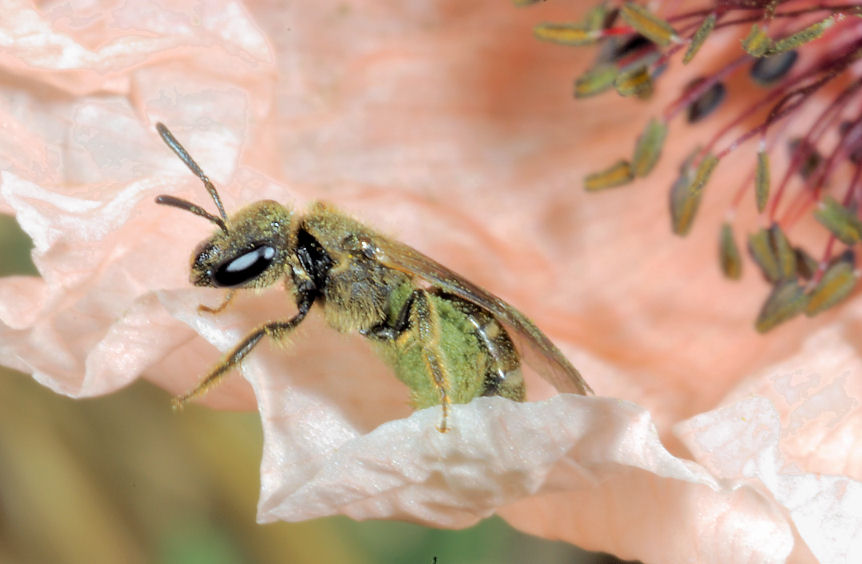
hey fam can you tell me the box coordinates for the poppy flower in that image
[0,2,859,562]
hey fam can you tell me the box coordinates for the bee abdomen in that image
[439,292,525,402]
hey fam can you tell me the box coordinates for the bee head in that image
[190,200,292,288]
[153,123,293,289]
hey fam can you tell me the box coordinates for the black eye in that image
[213,244,276,287]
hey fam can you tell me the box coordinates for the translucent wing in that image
[372,236,592,396]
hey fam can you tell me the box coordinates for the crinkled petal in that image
[0,0,274,397]
[678,397,862,564]
[1,0,272,95]
[676,317,862,564]
[255,387,798,563]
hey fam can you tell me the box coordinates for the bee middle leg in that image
[364,289,452,433]
[173,293,314,409]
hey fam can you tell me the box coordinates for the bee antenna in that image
[154,194,229,232]
[155,122,229,225]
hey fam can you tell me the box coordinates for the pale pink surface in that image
[0,1,860,562]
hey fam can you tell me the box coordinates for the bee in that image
[154,123,591,432]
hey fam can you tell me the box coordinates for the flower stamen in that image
[522,0,862,329]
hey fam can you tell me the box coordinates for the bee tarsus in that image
[177,291,315,407]
[198,289,236,314]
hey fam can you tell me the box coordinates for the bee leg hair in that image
[407,290,453,433]
[172,292,315,409]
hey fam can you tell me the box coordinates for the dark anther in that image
[686,79,726,123]
[750,50,798,86]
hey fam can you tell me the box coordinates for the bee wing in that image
[373,237,592,396]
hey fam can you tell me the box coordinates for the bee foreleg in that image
[408,290,452,433]
[198,289,236,314]
[172,292,315,409]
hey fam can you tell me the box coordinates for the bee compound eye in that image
[213,244,277,287]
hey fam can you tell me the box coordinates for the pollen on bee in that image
[518,0,862,331]
[483,320,501,340]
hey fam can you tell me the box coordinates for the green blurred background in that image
[0,214,629,564]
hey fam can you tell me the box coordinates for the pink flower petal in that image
[255,386,797,563]
[0,2,859,562]
[677,315,862,563]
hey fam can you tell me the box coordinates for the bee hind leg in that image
[365,289,452,433]
[413,291,453,433]
[172,293,314,409]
